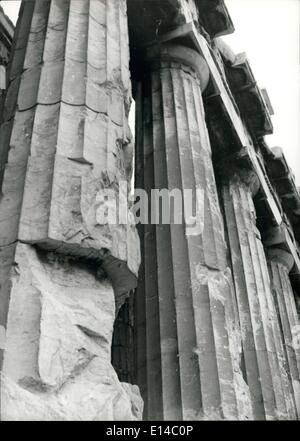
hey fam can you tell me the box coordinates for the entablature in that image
[264,147,300,244]
[196,0,234,38]
[223,53,273,138]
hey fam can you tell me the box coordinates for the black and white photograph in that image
[0,0,299,427]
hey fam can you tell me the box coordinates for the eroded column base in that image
[0,243,143,421]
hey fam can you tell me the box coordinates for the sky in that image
[1,1,19,23]
[1,0,300,184]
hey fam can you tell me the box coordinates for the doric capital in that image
[267,248,295,272]
[222,166,260,196]
[263,225,295,271]
[263,225,286,247]
[146,43,210,92]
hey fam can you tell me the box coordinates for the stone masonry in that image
[0,0,299,421]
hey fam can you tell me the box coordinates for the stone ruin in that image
[0,0,299,421]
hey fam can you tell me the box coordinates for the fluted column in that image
[222,171,297,419]
[266,233,300,418]
[0,0,139,270]
[135,43,252,421]
[0,0,141,421]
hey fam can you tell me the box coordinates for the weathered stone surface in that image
[196,0,234,38]
[1,0,299,423]
[127,0,199,50]
[0,0,142,421]
[0,0,140,280]
[266,243,300,418]
[222,173,298,420]
[1,244,143,421]
[0,243,16,368]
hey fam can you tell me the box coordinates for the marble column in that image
[222,171,297,419]
[0,0,141,421]
[135,43,252,421]
[266,232,300,418]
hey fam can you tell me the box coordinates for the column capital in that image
[146,43,210,92]
[264,225,295,271]
[267,248,295,272]
[224,166,261,196]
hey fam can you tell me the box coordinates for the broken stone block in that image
[1,243,143,421]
